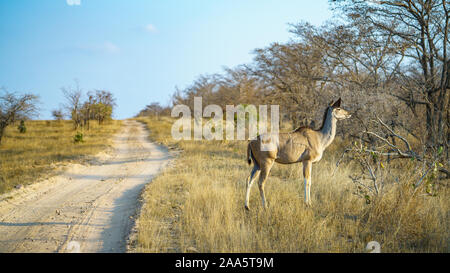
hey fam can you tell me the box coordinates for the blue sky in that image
[0,0,332,119]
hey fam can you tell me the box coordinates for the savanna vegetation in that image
[134,116,448,253]
[0,83,121,194]
[134,0,449,253]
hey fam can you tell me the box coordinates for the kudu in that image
[245,98,351,209]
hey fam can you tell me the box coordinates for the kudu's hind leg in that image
[258,159,274,209]
[245,165,260,210]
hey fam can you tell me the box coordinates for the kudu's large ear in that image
[331,98,341,108]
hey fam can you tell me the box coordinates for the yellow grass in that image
[135,116,449,253]
[0,120,122,193]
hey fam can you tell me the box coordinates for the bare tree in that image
[62,81,83,130]
[170,67,267,120]
[250,34,331,128]
[332,0,449,153]
[289,20,410,139]
[339,114,448,203]
[0,89,39,144]
[80,93,95,130]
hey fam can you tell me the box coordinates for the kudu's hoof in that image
[245,205,250,211]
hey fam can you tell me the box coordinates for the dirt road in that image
[0,120,171,253]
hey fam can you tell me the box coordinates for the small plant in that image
[17,120,26,133]
[73,132,84,143]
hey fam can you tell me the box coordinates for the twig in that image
[332,148,351,176]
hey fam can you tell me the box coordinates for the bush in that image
[73,132,84,143]
[17,120,26,133]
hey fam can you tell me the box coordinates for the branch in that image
[364,115,422,161]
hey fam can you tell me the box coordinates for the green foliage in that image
[73,132,84,143]
[17,120,26,134]
[364,194,371,204]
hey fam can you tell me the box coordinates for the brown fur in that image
[245,98,351,209]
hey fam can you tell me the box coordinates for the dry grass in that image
[0,120,122,193]
[135,116,449,253]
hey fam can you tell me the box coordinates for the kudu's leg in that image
[303,160,312,206]
[245,165,260,210]
[258,159,274,209]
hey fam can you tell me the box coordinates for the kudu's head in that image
[329,98,351,120]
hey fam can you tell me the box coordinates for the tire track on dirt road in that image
[0,120,171,253]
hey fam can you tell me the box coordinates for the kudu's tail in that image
[247,142,258,166]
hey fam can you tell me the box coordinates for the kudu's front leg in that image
[303,161,312,206]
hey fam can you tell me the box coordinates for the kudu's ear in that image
[331,98,341,108]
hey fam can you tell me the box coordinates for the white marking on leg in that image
[245,169,259,209]
[258,180,267,209]
[260,189,266,208]
[245,179,254,208]
[304,178,308,204]
[307,178,312,206]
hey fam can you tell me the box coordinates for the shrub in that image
[73,132,84,143]
[17,120,26,134]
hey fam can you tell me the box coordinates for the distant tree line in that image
[138,0,449,158]
[136,102,171,118]
[0,81,116,145]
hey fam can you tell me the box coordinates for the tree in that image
[138,102,164,117]
[170,67,267,118]
[248,24,335,128]
[80,93,94,130]
[62,82,116,129]
[0,89,39,144]
[52,109,64,120]
[332,0,449,152]
[289,20,409,139]
[62,81,83,130]
[92,90,116,124]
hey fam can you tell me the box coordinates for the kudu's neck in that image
[318,107,337,149]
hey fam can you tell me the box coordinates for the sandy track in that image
[0,120,171,253]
